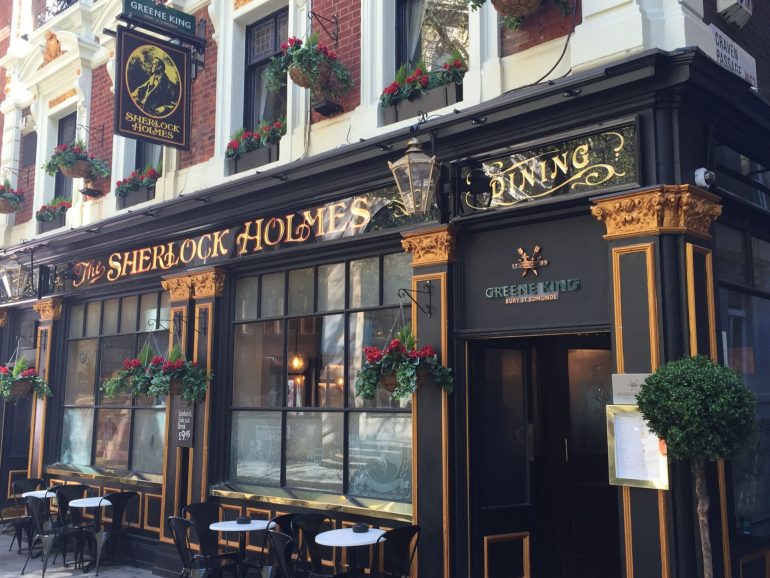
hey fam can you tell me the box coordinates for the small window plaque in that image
[176,399,194,448]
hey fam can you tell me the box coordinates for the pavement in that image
[0,533,156,578]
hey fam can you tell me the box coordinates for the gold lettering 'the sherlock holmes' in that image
[94,198,373,284]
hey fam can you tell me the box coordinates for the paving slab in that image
[0,533,156,578]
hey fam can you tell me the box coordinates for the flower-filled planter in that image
[0,181,23,214]
[147,347,211,403]
[226,119,285,175]
[115,166,160,209]
[36,197,70,233]
[0,359,52,403]
[467,0,571,28]
[264,34,352,115]
[42,140,111,181]
[380,56,467,125]
[100,345,155,399]
[354,325,454,401]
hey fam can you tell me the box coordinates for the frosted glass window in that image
[289,268,314,315]
[231,411,282,485]
[61,408,93,466]
[349,257,379,308]
[132,410,165,474]
[318,263,345,312]
[102,299,119,335]
[235,277,259,321]
[69,304,84,338]
[120,296,138,333]
[233,321,284,408]
[285,412,343,492]
[85,302,101,337]
[94,409,131,469]
[139,293,159,332]
[261,272,285,317]
[383,253,412,305]
[65,339,97,406]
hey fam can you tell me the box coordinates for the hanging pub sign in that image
[114,28,190,150]
[55,187,427,291]
[460,123,638,213]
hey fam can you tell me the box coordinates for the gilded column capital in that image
[190,269,226,300]
[591,185,722,240]
[33,298,63,321]
[0,311,7,327]
[162,274,193,302]
[401,225,456,267]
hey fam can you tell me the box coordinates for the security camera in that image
[694,168,716,188]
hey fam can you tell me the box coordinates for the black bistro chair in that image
[255,512,301,570]
[85,491,138,575]
[21,496,61,578]
[54,484,94,568]
[181,502,239,569]
[265,530,295,578]
[168,516,238,578]
[7,478,45,554]
[370,525,420,578]
[291,513,335,577]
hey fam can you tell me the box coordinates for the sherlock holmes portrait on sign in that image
[115,27,190,149]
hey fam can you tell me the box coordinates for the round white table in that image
[21,489,57,499]
[209,519,274,578]
[69,496,111,508]
[316,528,385,575]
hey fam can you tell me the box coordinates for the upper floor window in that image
[54,112,76,201]
[244,10,288,131]
[396,0,469,70]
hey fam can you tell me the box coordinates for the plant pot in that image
[312,99,343,117]
[37,213,66,234]
[0,199,17,214]
[492,0,541,17]
[227,146,276,175]
[60,160,91,178]
[117,185,155,210]
[169,377,184,396]
[380,374,398,393]
[385,83,463,125]
[81,181,104,198]
[11,379,33,399]
[289,61,330,89]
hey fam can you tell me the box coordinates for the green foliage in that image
[148,345,210,403]
[0,358,51,402]
[380,54,468,108]
[0,180,23,209]
[466,0,572,30]
[100,343,156,398]
[636,356,756,462]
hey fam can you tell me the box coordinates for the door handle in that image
[564,438,569,463]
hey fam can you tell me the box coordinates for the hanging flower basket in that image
[289,60,331,89]
[0,182,23,214]
[169,377,184,396]
[10,379,33,399]
[0,358,52,403]
[0,199,17,214]
[147,346,211,403]
[380,368,429,393]
[491,0,541,17]
[60,159,92,178]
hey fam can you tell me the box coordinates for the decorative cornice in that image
[162,275,193,302]
[401,225,456,267]
[234,0,254,9]
[190,269,226,300]
[591,185,722,240]
[48,88,76,108]
[0,311,7,327]
[33,298,63,321]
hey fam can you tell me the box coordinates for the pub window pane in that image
[348,308,411,408]
[94,408,131,469]
[233,321,284,407]
[99,335,135,405]
[383,253,412,305]
[65,339,97,405]
[288,267,314,315]
[285,412,343,493]
[715,225,747,285]
[120,295,138,333]
[349,257,379,308]
[752,237,770,292]
[85,302,101,337]
[69,304,84,338]
[287,315,344,408]
[261,272,285,318]
[102,298,119,336]
[318,263,345,312]
[160,291,170,326]
[235,277,259,321]
[140,292,159,332]
[231,411,282,485]
[61,408,94,465]
[131,409,165,474]
[349,412,412,502]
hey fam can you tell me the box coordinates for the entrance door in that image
[467,334,619,578]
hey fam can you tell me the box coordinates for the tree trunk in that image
[691,459,713,578]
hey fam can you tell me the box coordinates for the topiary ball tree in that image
[636,355,755,578]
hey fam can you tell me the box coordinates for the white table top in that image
[209,519,274,532]
[315,528,385,548]
[22,490,57,499]
[69,497,112,508]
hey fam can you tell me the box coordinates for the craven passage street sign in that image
[115,27,191,149]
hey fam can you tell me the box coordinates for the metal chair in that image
[255,512,301,571]
[167,516,238,578]
[85,491,138,575]
[370,525,420,578]
[266,530,295,578]
[181,502,239,569]
[291,513,335,577]
[21,496,61,578]
[8,478,45,554]
[54,484,93,568]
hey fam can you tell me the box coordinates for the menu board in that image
[176,400,194,448]
[607,405,669,490]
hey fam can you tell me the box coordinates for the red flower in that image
[150,356,165,365]
[420,75,429,87]
[0,366,8,374]
[227,139,239,150]
[383,82,401,95]
[20,368,37,378]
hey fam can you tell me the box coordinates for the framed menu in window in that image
[607,404,669,490]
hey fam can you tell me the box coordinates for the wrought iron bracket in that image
[76,124,105,148]
[398,281,432,317]
[308,11,339,47]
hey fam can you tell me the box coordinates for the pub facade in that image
[0,1,768,577]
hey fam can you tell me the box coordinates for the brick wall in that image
[703,0,770,88]
[88,65,114,197]
[178,8,217,170]
[501,0,581,57]
[310,0,361,122]
[15,135,35,224]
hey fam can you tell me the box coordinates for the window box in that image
[383,84,463,126]
[117,185,155,210]
[227,145,277,176]
[37,213,66,234]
